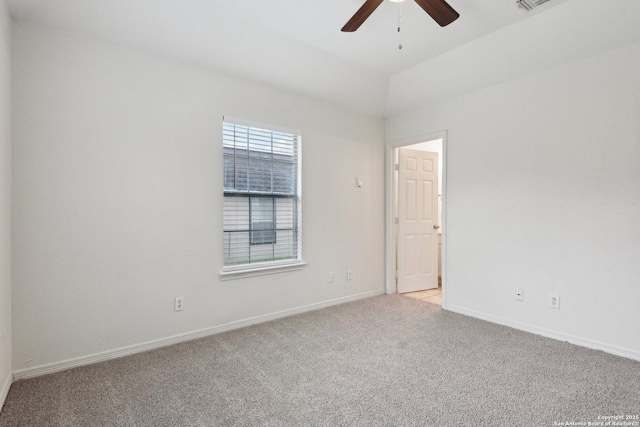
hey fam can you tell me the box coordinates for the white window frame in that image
[220,117,304,280]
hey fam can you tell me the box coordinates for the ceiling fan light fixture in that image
[388,0,407,3]
[516,0,551,11]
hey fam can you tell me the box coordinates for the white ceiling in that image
[207,0,562,76]
[7,0,640,117]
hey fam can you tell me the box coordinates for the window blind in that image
[223,119,302,269]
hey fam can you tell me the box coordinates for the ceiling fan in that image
[341,0,459,32]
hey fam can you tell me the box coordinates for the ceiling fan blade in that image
[413,0,459,27]
[341,0,384,32]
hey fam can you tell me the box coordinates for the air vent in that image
[517,0,551,11]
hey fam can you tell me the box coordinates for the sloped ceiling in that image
[7,0,640,117]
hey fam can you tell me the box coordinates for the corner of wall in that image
[0,371,12,411]
[0,0,12,412]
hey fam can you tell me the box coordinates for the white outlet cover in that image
[549,293,560,309]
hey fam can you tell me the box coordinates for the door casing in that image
[384,131,448,308]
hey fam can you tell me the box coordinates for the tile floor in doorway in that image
[402,284,442,306]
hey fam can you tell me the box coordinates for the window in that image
[222,119,302,270]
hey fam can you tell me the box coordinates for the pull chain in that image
[397,0,403,50]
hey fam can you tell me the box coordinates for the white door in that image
[397,148,439,293]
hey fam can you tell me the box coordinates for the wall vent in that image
[517,0,551,11]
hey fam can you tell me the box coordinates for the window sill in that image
[219,261,307,281]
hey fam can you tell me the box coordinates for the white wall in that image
[11,21,385,371]
[387,41,640,358]
[0,0,11,407]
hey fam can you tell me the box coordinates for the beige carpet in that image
[1,295,639,426]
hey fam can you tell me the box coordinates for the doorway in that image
[385,133,447,308]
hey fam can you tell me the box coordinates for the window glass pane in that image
[224,231,250,266]
[275,198,294,229]
[250,198,275,245]
[272,159,294,194]
[223,197,249,230]
[247,151,273,193]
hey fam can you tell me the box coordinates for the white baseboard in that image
[13,289,385,381]
[446,304,640,362]
[0,371,11,411]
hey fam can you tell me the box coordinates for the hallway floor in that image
[402,284,442,306]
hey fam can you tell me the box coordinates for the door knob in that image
[433,225,440,230]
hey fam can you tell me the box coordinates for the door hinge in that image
[394,163,399,171]
[394,217,399,224]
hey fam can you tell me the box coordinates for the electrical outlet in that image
[515,289,523,301]
[328,272,335,283]
[549,293,560,309]
[347,270,353,280]
[174,297,184,311]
